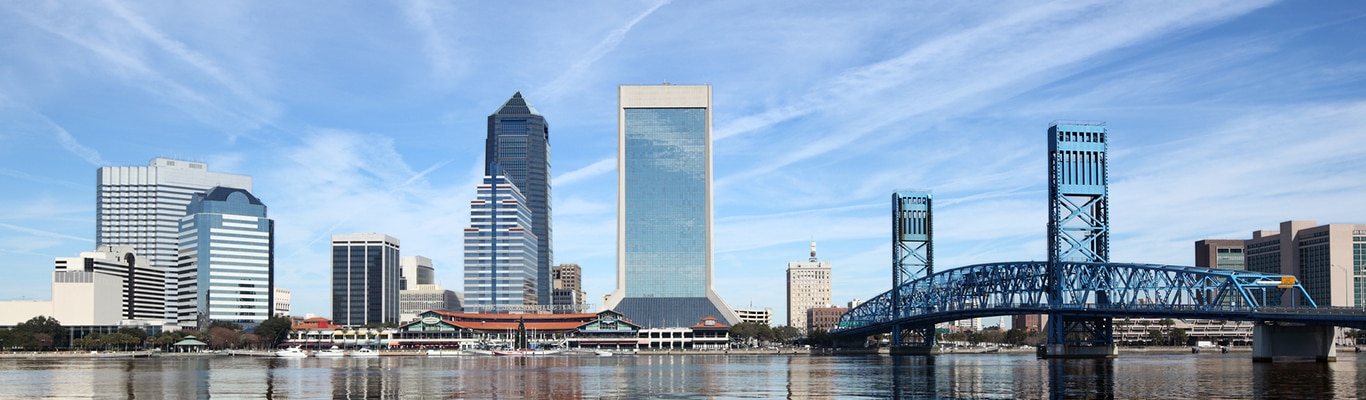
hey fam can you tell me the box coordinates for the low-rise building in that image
[807,307,849,333]
[734,308,772,326]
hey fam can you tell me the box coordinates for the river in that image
[0,351,1362,398]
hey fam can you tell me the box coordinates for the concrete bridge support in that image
[1252,323,1336,362]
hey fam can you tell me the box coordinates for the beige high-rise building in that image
[1243,220,1366,308]
[787,241,832,333]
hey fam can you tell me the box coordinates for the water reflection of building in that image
[786,356,836,399]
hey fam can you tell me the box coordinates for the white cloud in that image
[535,0,672,102]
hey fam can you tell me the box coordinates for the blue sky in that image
[2,1,1365,328]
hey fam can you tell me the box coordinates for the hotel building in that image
[787,241,831,333]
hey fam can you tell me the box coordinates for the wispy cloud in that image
[714,1,1274,188]
[555,157,615,187]
[0,97,108,166]
[535,0,671,101]
[0,222,93,243]
[399,0,462,84]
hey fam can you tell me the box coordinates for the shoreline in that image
[0,345,1300,359]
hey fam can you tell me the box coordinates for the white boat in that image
[315,346,346,358]
[351,348,379,357]
[426,349,464,357]
[274,347,308,358]
[594,350,614,357]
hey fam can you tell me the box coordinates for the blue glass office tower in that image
[177,187,273,330]
[462,174,539,312]
[486,92,552,306]
[603,84,740,328]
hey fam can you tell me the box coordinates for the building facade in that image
[807,307,849,333]
[486,92,553,306]
[176,187,274,330]
[53,245,163,323]
[463,175,539,313]
[603,84,740,328]
[1243,220,1366,308]
[332,233,401,326]
[401,256,435,290]
[734,308,772,326]
[787,241,831,333]
[1195,239,1245,271]
[97,158,252,322]
[399,285,461,322]
[273,288,290,317]
[552,263,587,313]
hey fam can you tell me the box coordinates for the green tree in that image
[1168,328,1188,347]
[773,326,801,343]
[253,316,295,348]
[15,316,66,350]
[1004,329,1028,346]
[206,320,243,332]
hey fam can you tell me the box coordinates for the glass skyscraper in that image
[486,92,552,306]
[177,187,273,330]
[463,174,539,312]
[332,233,401,326]
[603,84,740,328]
[98,158,252,322]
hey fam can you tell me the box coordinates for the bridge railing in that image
[833,261,1315,335]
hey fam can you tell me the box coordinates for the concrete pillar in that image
[1252,323,1337,362]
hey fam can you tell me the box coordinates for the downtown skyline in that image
[1,1,1365,327]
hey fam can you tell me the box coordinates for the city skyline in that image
[1,2,1364,327]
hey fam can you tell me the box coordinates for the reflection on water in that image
[0,352,1364,398]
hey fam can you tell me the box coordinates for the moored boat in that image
[351,348,379,357]
[274,346,308,358]
[315,346,346,358]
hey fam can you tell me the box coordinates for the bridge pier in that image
[1252,323,1336,362]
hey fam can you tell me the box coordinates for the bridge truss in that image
[833,261,1318,338]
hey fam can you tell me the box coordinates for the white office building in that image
[98,158,251,322]
[788,242,832,333]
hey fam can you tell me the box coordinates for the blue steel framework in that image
[891,191,932,347]
[833,261,1333,338]
[1046,121,1112,349]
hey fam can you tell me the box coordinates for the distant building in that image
[952,318,981,331]
[807,307,849,333]
[1242,220,1366,308]
[734,308,772,326]
[552,263,587,313]
[399,255,459,321]
[98,158,252,323]
[399,285,461,322]
[486,92,554,306]
[273,288,290,317]
[332,233,401,326]
[603,84,740,328]
[787,241,832,333]
[847,299,863,309]
[1013,314,1046,332]
[1195,239,1245,271]
[53,245,163,323]
[177,187,274,330]
[0,270,122,326]
[463,175,539,312]
[401,256,436,290]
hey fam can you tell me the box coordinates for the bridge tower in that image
[1043,121,1116,358]
[892,190,934,349]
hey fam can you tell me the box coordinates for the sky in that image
[2,1,1365,328]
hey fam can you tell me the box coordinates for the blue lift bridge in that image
[832,121,1366,361]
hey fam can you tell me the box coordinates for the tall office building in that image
[462,175,539,312]
[53,245,164,322]
[1243,220,1366,308]
[552,263,586,313]
[332,233,401,326]
[787,241,831,333]
[486,92,553,306]
[97,158,252,322]
[177,187,274,330]
[603,84,740,328]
